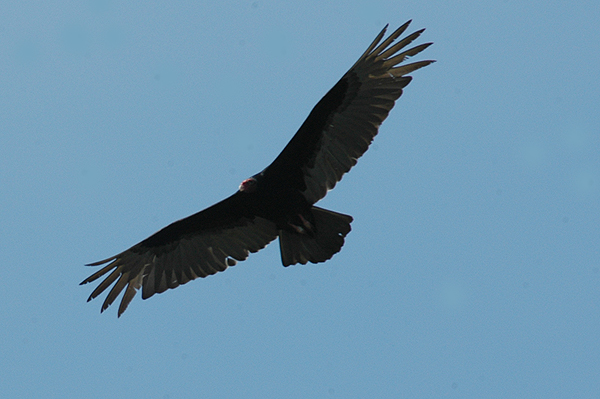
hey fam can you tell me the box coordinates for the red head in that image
[239,177,257,193]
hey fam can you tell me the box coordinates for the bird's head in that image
[239,177,257,193]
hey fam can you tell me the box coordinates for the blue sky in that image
[1,1,599,398]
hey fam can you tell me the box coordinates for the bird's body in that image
[82,21,434,316]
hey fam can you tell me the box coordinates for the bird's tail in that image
[279,206,353,266]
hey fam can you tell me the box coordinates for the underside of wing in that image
[81,193,278,316]
[266,20,434,204]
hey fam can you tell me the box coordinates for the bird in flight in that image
[81,20,434,316]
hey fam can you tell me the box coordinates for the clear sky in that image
[1,1,599,398]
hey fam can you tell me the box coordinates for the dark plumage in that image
[81,20,434,316]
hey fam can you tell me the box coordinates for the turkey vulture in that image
[82,20,434,316]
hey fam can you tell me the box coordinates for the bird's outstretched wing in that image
[81,192,278,316]
[266,20,434,203]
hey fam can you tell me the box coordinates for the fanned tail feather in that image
[279,207,353,266]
